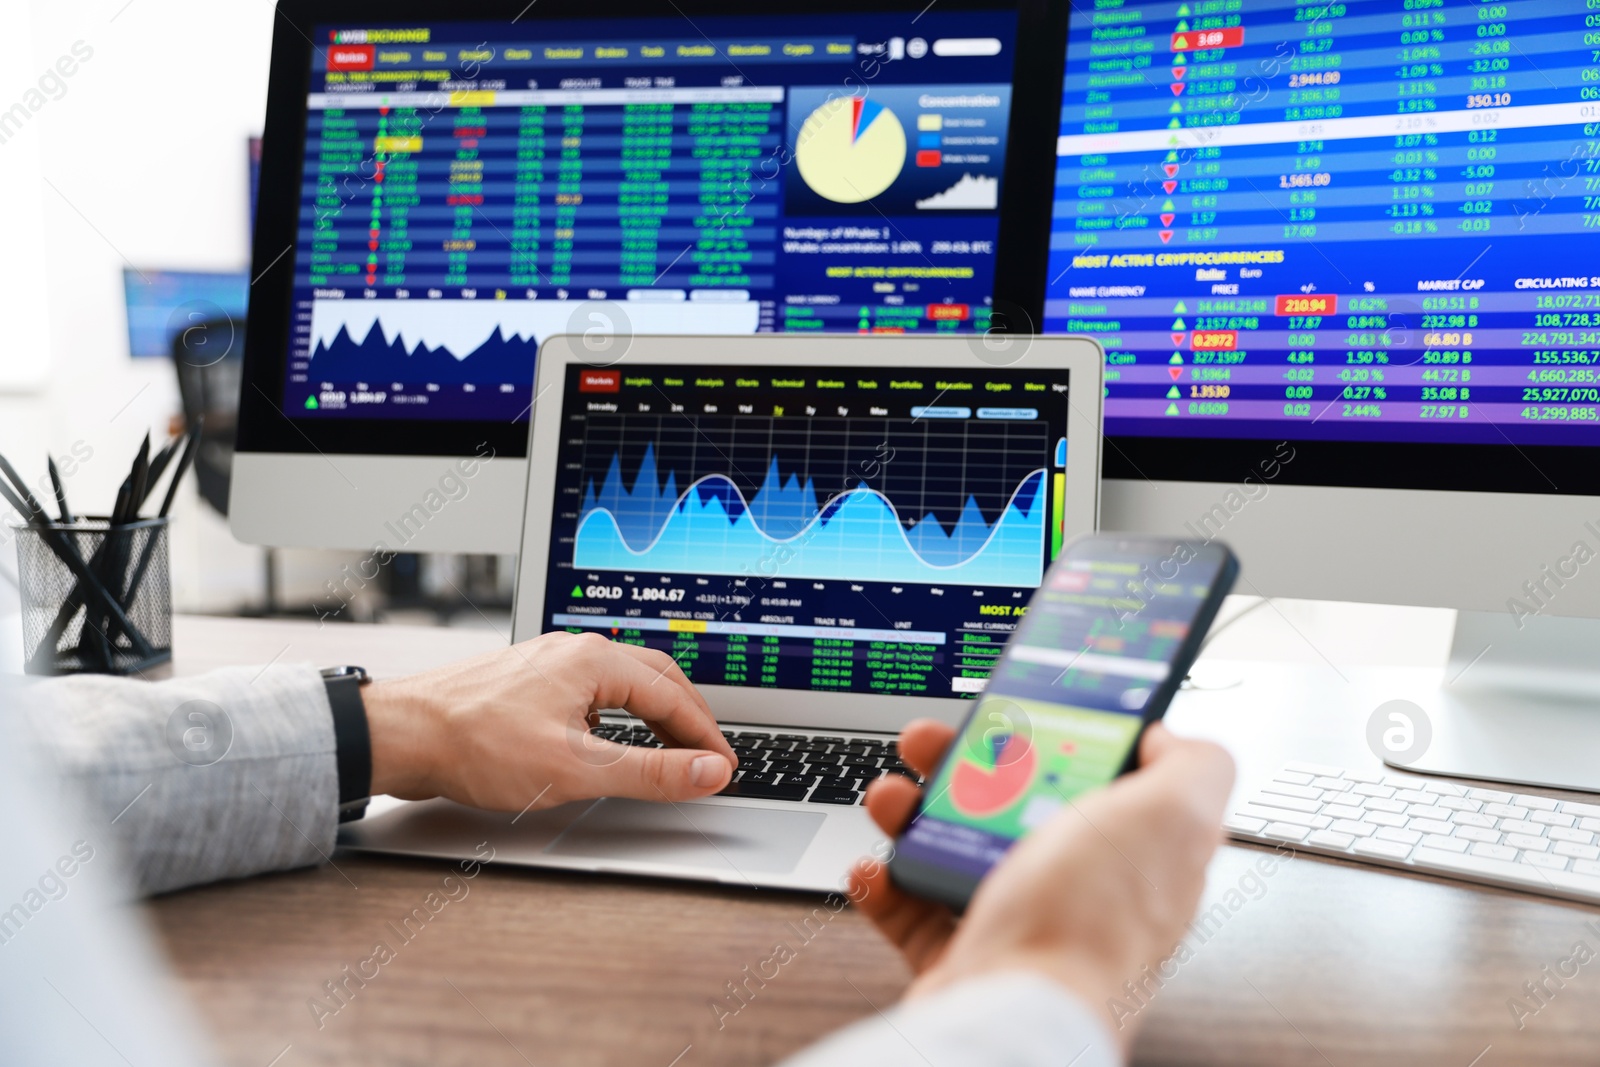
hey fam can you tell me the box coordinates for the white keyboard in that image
[1227,762,1600,905]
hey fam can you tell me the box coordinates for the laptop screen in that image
[539,362,1075,698]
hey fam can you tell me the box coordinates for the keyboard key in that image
[1434,797,1481,812]
[1393,789,1433,804]
[1554,842,1600,860]
[1484,803,1530,819]
[1384,774,1426,788]
[1468,787,1513,803]
[1531,811,1576,828]
[1252,794,1324,815]
[1365,811,1410,829]
[1471,842,1519,862]
[1235,804,1331,829]
[1353,839,1414,860]
[1261,782,1324,801]
[1308,830,1356,849]
[1263,822,1310,842]
[1505,833,1550,852]
[1424,781,1470,797]
[1341,769,1387,784]
[1451,812,1496,830]
[1408,818,1454,835]
[1575,860,1600,877]
[1500,819,1544,836]
[1561,800,1600,819]
[1581,817,1600,834]
[1312,776,1350,791]
[1322,804,1366,820]
[1417,847,1559,888]
[1364,798,1409,814]
[733,731,771,740]
[1522,851,1569,871]
[1548,826,1594,844]
[719,780,812,802]
[1351,783,1396,798]
[1406,805,1455,822]
[841,755,882,770]
[1329,819,1377,837]
[1224,815,1268,834]
[1519,794,1559,812]
[1272,770,1315,786]
[1455,827,1501,844]
[1422,834,1470,853]
[808,788,862,806]
[1376,827,1422,846]
[1286,761,1344,777]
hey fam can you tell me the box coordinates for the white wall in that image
[0,0,360,632]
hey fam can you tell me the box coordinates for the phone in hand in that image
[888,534,1239,909]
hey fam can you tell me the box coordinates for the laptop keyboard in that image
[593,723,920,805]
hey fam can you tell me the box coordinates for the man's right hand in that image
[849,721,1235,1050]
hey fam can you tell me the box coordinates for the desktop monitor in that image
[123,269,251,359]
[232,0,1070,554]
[1039,1,1600,791]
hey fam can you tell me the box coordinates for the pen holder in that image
[12,517,173,676]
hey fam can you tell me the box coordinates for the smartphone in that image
[888,534,1239,909]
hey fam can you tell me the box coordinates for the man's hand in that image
[360,631,737,811]
[851,720,1234,1048]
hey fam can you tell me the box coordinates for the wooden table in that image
[147,605,1600,1066]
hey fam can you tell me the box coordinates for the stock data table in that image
[1045,0,1600,446]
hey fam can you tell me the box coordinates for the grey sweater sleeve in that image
[776,972,1123,1067]
[17,664,339,896]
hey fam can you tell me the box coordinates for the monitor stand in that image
[1397,610,1600,794]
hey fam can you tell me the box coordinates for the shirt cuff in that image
[774,970,1123,1067]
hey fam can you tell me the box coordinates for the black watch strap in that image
[321,666,372,823]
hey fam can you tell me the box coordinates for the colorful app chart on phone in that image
[899,543,1225,878]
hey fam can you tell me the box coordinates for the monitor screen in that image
[1045,2,1600,459]
[539,363,1073,698]
[123,269,251,359]
[285,13,1023,422]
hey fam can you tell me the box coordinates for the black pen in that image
[48,457,73,524]
[127,433,151,524]
[159,418,202,518]
[0,451,49,525]
[141,439,178,510]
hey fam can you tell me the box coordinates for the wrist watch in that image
[320,665,373,823]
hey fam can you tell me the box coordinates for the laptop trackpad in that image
[543,799,824,874]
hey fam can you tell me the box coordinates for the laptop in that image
[341,334,1104,892]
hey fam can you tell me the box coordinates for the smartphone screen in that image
[891,537,1236,905]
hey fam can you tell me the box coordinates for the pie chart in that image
[950,731,1037,818]
[794,95,907,203]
